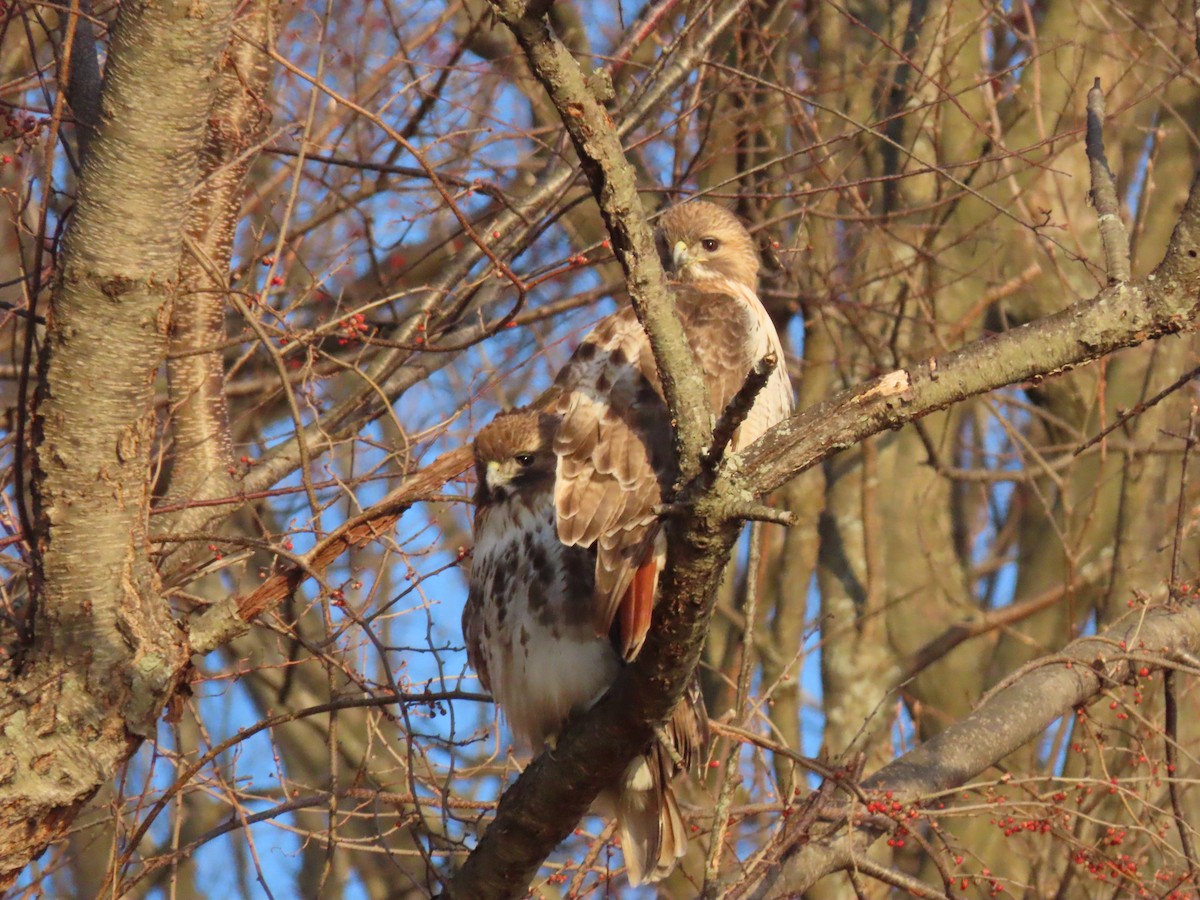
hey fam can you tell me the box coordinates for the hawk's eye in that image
[514,453,536,467]
[700,237,720,252]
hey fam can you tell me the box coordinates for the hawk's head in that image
[657,200,759,290]
[472,409,558,503]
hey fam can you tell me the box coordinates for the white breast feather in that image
[728,281,793,450]
[471,499,620,752]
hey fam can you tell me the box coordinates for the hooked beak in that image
[485,460,505,490]
[672,239,690,272]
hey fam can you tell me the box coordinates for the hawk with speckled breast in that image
[462,200,793,884]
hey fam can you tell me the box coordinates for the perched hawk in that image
[552,200,793,660]
[464,409,707,885]
[462,200,792,884]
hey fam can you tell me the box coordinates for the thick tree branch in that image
[739,171,1200,496]
[747,603,1200,897]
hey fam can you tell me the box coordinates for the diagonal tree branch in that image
[187,444,473,653]
[745,603,1200,897]
[737,169,1200,497]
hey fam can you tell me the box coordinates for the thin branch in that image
[187,445,473,653]
[110,692,492,895]
[703,521,764,897]
[1085,77,1131,283]
[846,853,953,900]
[1165,404,1200,883]
[1073,363,1200,456]
[707,721,840,781]
[701,353,779,485]
[266,147,514,203]
[899,555,1111,681]
[1170,403,1197,590]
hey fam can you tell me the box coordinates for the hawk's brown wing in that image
[552,306,671,657]
[552,282,780,657]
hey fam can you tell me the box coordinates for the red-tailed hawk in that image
[462,200,792,884]
[464,409,707,885]
[552,200,793,660]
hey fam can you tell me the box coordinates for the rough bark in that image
[0,0,238,885]
[4,1,1199,895]
[158,0,279,544]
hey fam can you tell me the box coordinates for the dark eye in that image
[701,238,720,252]
[514,453,535,467]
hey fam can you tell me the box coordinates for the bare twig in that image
[707,720,841,781]
[265,147,514,204]
[724,501,796,526]
[1164,403,1200,882]
[703,522,764,897]
[108,691,491,895]
[701,353,779,484]
[1085,78,1132,283]
[1073,364,1200,456]
[847,852,953,900]
[1170,404,1197,592]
